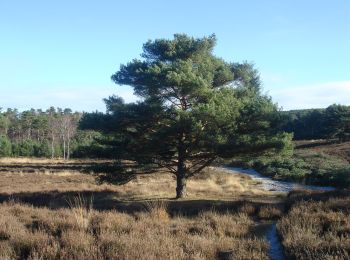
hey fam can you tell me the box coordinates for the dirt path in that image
[220,167,335,193]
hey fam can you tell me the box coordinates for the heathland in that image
[0,156,348,259]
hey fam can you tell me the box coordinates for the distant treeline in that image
[0,108,104,159]
[0,104,349,159]
[280,104,350,141]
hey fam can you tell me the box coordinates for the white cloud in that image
[269,81,350,110]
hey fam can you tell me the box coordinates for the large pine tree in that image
[85,34,290,198]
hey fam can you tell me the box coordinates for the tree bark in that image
[176,133,187,199]
[176,173,187,199]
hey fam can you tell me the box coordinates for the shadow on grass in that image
[0,161,115,173]
[295,140,335,149]
[0,190,285,216]
[286,188,350,210]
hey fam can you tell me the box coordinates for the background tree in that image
[82,34,291,198]
[0,135,12,156]
[47,107,59,158]
[0,107,92,159]
[280,109,326,140]
[325,104,350,142]
[0,109,10,136]
[60,109,80,160]
[279,105,350,141]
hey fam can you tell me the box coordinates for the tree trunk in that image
[51,135,55,159]
[176,133,187,199]
[67,130,70,160]
[176,174,187,199]
[67,139,70,160]
[63,137,66,160]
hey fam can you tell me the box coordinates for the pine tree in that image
[85,34,291,198]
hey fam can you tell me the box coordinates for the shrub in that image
[0,135,12,156]
[233,149,350,188]
[12,139,35,157]
[33,141,51,157]
[277,197,350,259]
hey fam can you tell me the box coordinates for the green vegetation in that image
[232,146,350,188]
[231,102,350,189]
[280,104,350,141]
[0,135,12,156]
[325,104,350,142]
[0,108,101,159]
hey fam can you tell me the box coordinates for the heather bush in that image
[0,202,269,259]
[277,198,350,259]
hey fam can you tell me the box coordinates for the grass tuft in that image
[144,200,170,222]
[66,194,94,231]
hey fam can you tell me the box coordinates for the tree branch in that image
[186,156,217,178]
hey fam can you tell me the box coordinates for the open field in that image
[0,158,349,259]
[0,158,280,209]
[295,140,350,163]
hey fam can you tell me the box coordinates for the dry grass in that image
[238,202,257,216]
[278,197,350,259]
[295,140,350,163]
[188,167,269,198]
[1,158,350,258]
[0,158,279,259]
[0,201,269,259]
[0,157,111,164]
[144,200,170,223]
[0,160,273,200]
[258,206,284,220]
[66,194,94,230]
[0,157,68,164]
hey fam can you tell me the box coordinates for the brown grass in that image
[66,194,94,230]
[0,158,279,259]
[295,140,350,163]
[0,157,111,164]
[3,158,349,258]
[278,197,350,259]
[258,205,284,220]
[0,160,274,201]
[0,201,269,259]
[144,200,170,223]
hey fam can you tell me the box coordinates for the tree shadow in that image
[0,190,285,216]
[0,161,115,173]
[295,139,335,149]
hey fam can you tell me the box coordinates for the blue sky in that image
[0,0,349,112]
